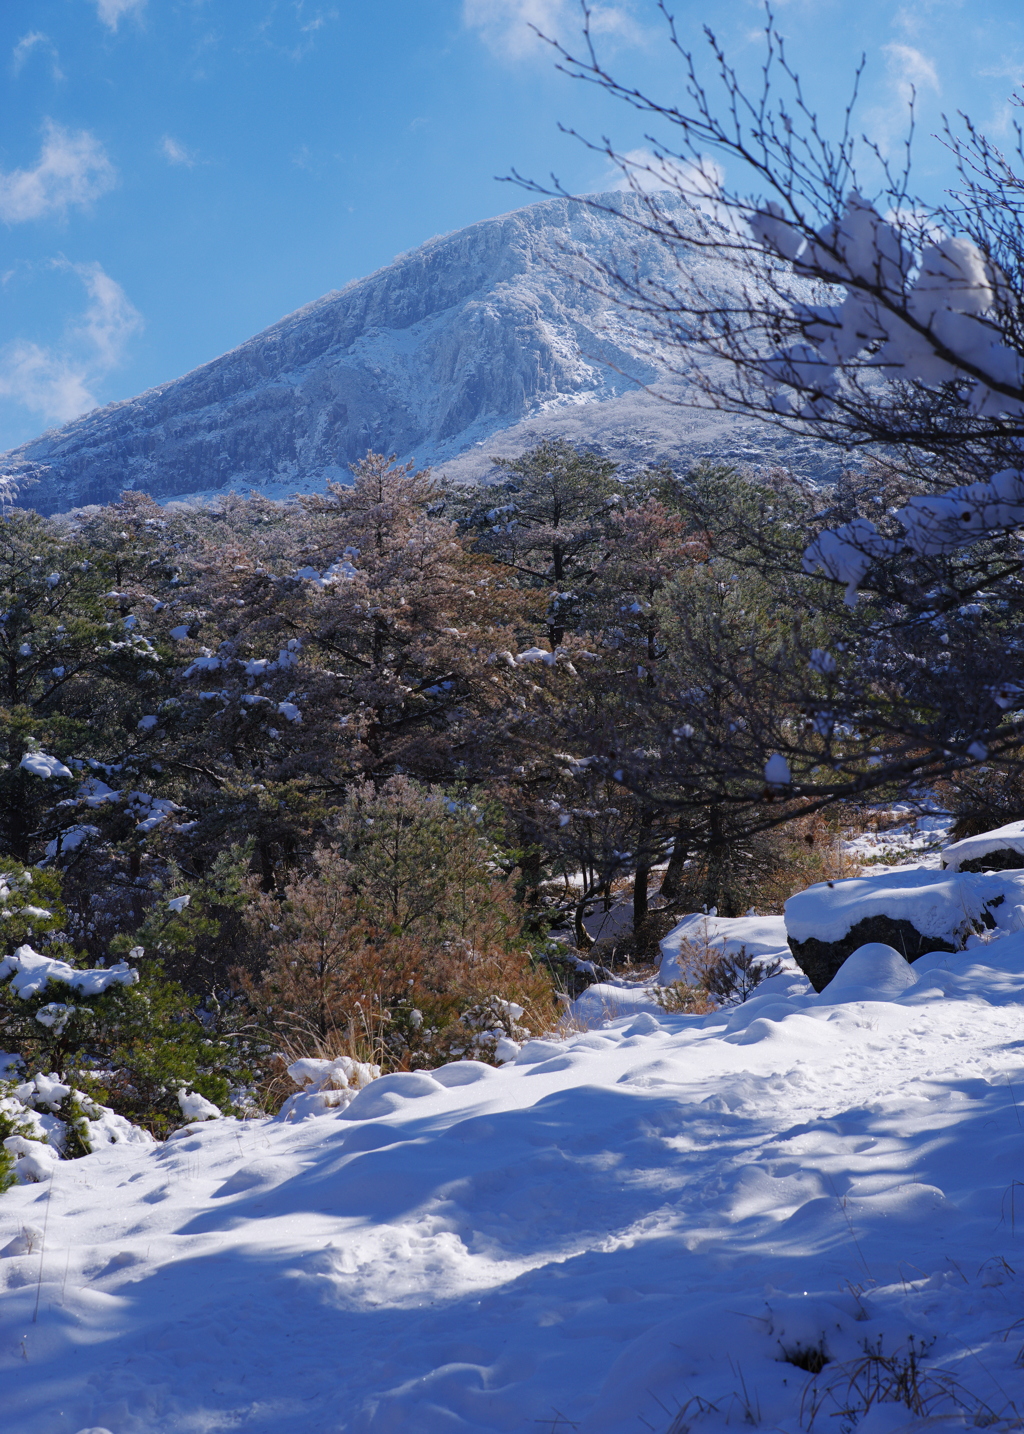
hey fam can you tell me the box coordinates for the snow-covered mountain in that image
[0,194,831,514]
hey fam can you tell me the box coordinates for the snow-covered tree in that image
[510,5,1024,815]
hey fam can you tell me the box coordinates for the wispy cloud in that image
[595,147,730,224]
[597,148,715,194]
[254,3,340,61]
[462,0,640,62]
[0,122,116,224]
[161,135,196,168]
[12,32,63,81]
[95,0,146,32]
[882,42,940,103]
[859,41,941,158]
[0,261,141,426]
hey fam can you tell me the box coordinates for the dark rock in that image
[951,849,1024,874]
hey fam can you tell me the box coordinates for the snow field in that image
[3,936,1024,1431]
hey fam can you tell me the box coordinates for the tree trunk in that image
[659,817,690,901]
[632,808,655,932]
[573,895,594,950]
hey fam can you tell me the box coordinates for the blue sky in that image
[2,0,1024,455]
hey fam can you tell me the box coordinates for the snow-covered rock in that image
[942,818,1024,872]
[0,194,835,513]
[816,942,920,1003]
[784,866,1024,989]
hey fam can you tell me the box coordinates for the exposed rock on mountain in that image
[0,193,830,513]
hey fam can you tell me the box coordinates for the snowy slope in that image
[4,939,1024,1432]
[0,194,833,515]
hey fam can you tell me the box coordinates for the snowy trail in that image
[4,952,1024,1432]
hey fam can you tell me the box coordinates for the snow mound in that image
[659,912,791,985]
[279,1054,381,1119]
[816,942,919,1003]
[339,1070,445,1120]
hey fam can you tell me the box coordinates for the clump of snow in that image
[78,777,118,807]
[763,753,791,785]
[802,518,901,603]
[2,1135,59,1183]
[19,750,72,780]
[34,1002,76,1033]
[294,559,358,586]
[44,823,99,860]
[0,944,138,999]
[176,1089,222,1122]
[942,819,1024,871]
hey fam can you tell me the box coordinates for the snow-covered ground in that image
[841,809,952,869]
[4,923,1024,1432]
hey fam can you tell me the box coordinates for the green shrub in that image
[0,867,248,1138]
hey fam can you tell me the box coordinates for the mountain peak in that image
[0,193,830,512]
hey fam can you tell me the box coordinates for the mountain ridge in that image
[0,193,832,512]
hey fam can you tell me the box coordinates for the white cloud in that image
[0,122,116,224]
[462,0,639,61]
[12,32,63,80]
[95,0,146,31]
[598,148,720,196]
[882,42,940,103]
[161,135,196,168]
[596,147,730,223]
[0,262,141,426]
[859,42,942,160]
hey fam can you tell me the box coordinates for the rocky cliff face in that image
[0,193,828,513]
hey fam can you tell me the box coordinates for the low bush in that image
[0,863,248,1141]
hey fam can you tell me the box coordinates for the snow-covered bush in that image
[279,1054,381,1119]
[0,1069,153,1184]
[0,878,242,1139]
[653,937,780,1012]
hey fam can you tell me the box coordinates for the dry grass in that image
[756,814,860,911]
[801,1337,999,1429]
[652,980,716,1015]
